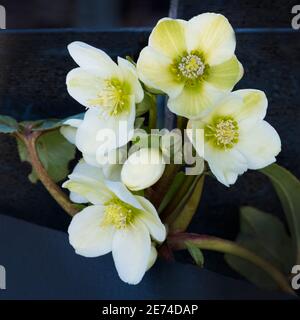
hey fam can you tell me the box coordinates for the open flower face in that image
[187,90,281,186]
[66,42,144,162]
[63,161,166,285]
[137,13,243,119]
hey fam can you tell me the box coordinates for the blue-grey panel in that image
[0,214,293,300]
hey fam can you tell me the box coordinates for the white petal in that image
[203,90,268,131]
[68,41,121,77]
[60,125,78,144]
[72,159,105,180]
[187,13,236,66]
[137,46,184,98]
[66,67,107,109]
[64,119,83,127]
[121,148,165,191]
[148,18,187,59]
[146,245,158,271]
[205,56,243,90]
[68,205,115,257]
[94,97,135,157]
[237,120,281,169]
[135,196,166,243]
[112,219,151,285]
[82,152,100,167]
[75,106,133,157]
[104,180,144,210]
[205,145,248,186]
[167,82,224,119]
[70,191,88,204]
[202,92,243,122]
[102,163,123,181]
[117,57,144,103]
[63,173,112,205]
[96,147,127,180]
[233,89,268,130]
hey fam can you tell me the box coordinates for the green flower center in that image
[178,54,205,79]
[172,51,208,86]
[102,198,137,229]
[205,117,239,149]
[88,79,128,116]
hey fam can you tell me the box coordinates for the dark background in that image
[0,0,299,281]
[1,0,170,29]
[1,0,299,29]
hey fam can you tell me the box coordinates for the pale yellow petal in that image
[149,18,187,59]
[137,47,184,98]
[167,82,224,119]
[232,89,268,130]
[187,13,236,66]
[205,56,243,90]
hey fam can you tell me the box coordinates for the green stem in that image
[169,175,205,232]
[146,163,181,209]
[16,131,80,217]
[148,95,157,130]
[160,174,196,222]
[168,233,295,295]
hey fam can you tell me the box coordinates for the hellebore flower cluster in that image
[62,13,281,285]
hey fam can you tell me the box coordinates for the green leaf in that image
[30,113,84,132]
[170,175,205,232]
[261,163,300,263]
[225,206,293,290]
[134,117,145,129]
[0,115,19,133]
[17,129,76,183]
[16,138,38,183]
[185,241,204,267]
[158,171,185,213]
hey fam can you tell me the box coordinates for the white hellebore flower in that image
[137,13,243,119]
[60,121,125,181]
[121,148,165,191]
[187,89,281,186]
[63,161,166,285]
[66,41,144,163]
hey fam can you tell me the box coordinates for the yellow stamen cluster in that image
[102,198,136,229]
[171,51,207,85]
[205,117,239,149]
[178,54,205,79]
[88,79,128,116]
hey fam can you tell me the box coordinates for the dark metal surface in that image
[0,214,292,299]
[175,0,298,27]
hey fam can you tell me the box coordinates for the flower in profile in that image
[60,122,126,181]
[121,148,165,191]
[187,89,281,186]
[66,41,144,162]
[63,161,166,285]
[137,13,243,119]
